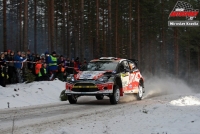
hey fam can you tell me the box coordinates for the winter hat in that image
[45,51,49,55]
[52,51,56,55]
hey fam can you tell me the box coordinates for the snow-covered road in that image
[1,94,200,134]
[0,76,200,134]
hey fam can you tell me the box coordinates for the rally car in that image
[65,57,144,104]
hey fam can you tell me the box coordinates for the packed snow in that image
[0,76,200,134]
[0,79,66,109]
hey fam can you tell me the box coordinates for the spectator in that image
[35,58,42,81]
[7,50,11,60]
[47,51,58,80]
[21,52,27,81]
[4,50,8,61]
[58,55,65,65]
[27,50,34,71]
[65,57,71,67]
[7,51,16,84]
[80,58,88,71]
[45,51,50,73]
[0,53,8,87]
[14,51,24,83]
[40,53,45,63]
[38,63,49,81]
[66,58,74,75]
[57,61,66,81]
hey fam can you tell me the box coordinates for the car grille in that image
[72,83,99,92]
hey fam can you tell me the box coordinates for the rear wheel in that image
[110,85,120,104]
[96,95,104,100]
[68,95,78,104]
[135,85,143,100]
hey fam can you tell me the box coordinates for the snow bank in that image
[170,95,200,106]
[0,79,65,109]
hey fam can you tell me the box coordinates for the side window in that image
[122,61,130,70]
[118,63,125,72]
[118,60,130,72]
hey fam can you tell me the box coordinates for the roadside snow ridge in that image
[170,95,200,106]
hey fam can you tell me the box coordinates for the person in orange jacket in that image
[35,58,42,81]
[57,61,66,81]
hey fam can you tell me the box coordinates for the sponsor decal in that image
[79,71,105,80]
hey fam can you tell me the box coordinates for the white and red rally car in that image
[65,57,144,104]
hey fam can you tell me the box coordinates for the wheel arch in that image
[139,78,144,88]
[114,76,123,96]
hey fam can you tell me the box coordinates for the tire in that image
[96,95,104,100]
[60,90,68,101]
[135,85,143,100]
[68,95,78,104]
[110,85,120,104]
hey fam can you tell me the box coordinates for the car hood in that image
[76,71,106,80]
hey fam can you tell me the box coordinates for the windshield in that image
[86,61,118,71]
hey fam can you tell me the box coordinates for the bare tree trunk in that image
[103,2,106,56]
[129,0,132,58]
[80,0,84,60]
[187,43,190,79]
[161,0,165,70]
[108,0,112,56]
[62,0,66,55]
[23,0,28,52]
[66,0,70,57]
[55,4,58,52]
[88,1,93,59]
[34,0,37,53]
[137,0,140,65]
[174,28,179,77]
[72,0,76,58]
[115,0,118,57]
[96,0,99,58]
[50,0,54,52]
[3,0,7,51]
[198,45,200,82]
[47,1,50,51]
[19,0,23,50]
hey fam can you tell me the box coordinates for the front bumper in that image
[65,82,114,96]
[65,89,113,95]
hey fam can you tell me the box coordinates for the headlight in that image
[71,77,75,82]
[97,76,108,82]
[67,75,75,82]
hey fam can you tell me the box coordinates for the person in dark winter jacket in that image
[7,51,16,84]
[66,58,74,75]
[0,53,8,87]
[38,63,49,81]
[27,50,34,71]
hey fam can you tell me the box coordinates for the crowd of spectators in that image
[0,49,88,87]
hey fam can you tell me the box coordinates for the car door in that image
[128,61,141,91]
[118,60,130,91]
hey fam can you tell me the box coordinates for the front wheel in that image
[135,85,143,100]
[110,85,120,104]
[68,95,78,104]
[96,95,104,100]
